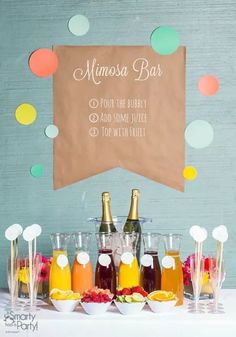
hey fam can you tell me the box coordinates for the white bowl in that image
[147,299,177,313]
[51,299,80,312]
[80,302,111,315]
[115,301,146,315]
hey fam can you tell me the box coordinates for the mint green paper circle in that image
[30,164,44,178]
[185,120,214,149]
[68,14,90,36]
[45,124,59,139]
[150,26,180,55]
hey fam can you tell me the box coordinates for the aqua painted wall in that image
[0,0,235,288]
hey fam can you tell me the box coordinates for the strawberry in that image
[122,288,132,295]
[131,286,142,294]
[116,289,122,296]
[140,290,148,297]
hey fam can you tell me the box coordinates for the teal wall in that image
[0,0,235,288]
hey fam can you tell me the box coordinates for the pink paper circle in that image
[198,75,219,96]
[29,48,58,77]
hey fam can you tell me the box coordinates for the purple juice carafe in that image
[140,233,162,293]
[95,232,116,294]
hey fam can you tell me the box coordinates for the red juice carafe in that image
[140,233,162,293]
[95,233,116,294]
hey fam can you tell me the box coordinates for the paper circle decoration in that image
[198,75,219,96]
[162,256,175,269]
[150,26,180,55]
[77,252,90,265]
[185,120,214,149]
[29,48,58,77]
[141,254,153,267]
[57,255,69,268]
[68,14,90,36]
[5,224,23,241]
[121,252,134,265]
[23,226,37,241]
[183,166,198,181]
[30,164,44,178]
[98,254,111,267]
[45,124,59,138]
[15,103,37,125]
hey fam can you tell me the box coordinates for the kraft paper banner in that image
[53,46,186,190]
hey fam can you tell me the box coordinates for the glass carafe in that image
[140,233,162,293]
[118,232,139,288]
[71,232,93,294]
[161,234,183,306]
[95,233,116,293]
[49,233,71,292]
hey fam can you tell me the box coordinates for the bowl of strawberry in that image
[115,287,148,315]
[80,287,113,315]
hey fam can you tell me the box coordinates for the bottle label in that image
[121,252,134,265]
[57,254,68,268]
[77,252,90,265]
[98,254,111,267]
[141,254,153,268]
[162,256,175,270]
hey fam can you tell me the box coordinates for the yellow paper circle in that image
[15,103,37,125]
[183,166,198,181]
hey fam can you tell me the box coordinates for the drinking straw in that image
[23,226,38,308]
[214,241,223,311]
[190,226,207,313]
[28,240,34,307]
[5,224,23,307]
[194,241,201,311]
[10,240,14,306]
[211,226,228,312]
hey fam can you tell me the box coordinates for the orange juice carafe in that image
[161,234,184,306]
[118,232,140,288]
[49,233,71,292]
[71,232,93,294]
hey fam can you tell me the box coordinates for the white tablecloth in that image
[0,289,235,337]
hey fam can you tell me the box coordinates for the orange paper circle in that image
[29,48,58,77]
[198,75,219,96]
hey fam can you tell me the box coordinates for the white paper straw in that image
[215,241,224,310]
[28,240,33,307]
[10,241,14,306]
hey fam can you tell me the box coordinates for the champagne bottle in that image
[123,189,141,261]
[99,192,117,233]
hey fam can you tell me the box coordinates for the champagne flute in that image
[208,257,226,314]
[7,257,20,309]
[188,255,205,314]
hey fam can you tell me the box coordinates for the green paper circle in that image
[150,26,180,55]
[30,164,44,178]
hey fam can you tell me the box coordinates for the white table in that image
[0,289,236,337]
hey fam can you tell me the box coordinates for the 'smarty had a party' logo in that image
[4,310,39,333]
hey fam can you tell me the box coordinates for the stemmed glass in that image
[20,254,43,310]
[208,257,226,314]
[188,255,205,314]
[7,257,20,309]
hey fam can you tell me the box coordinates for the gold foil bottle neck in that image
[131,189,140,198]
[128,189,140,220]
[102,192,110,202]
[101,192,113,223]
